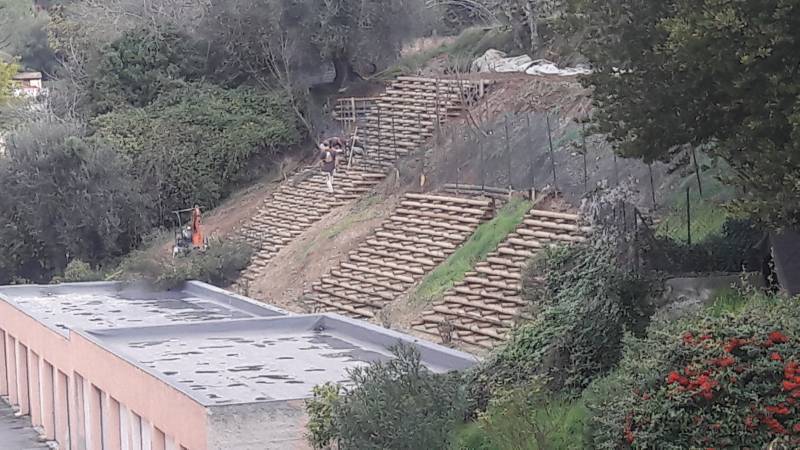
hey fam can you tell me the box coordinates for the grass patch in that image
[375,27,515,80]
[656,162,736,243]
[413,198,532,303]
[322,194,381,240]
[451,394,587,450]
[706,286,775,317]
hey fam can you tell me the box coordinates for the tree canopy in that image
[579,0,800,228]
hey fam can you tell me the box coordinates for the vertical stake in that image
[526,112,535,190]
[581,120,588,193]
[504,114,512,190]
[479,138,485,192]
[546,112,557,189]
[391,116,398,162]
[692,147,703,197]
[686,185,692,245]
[649,163,656,209]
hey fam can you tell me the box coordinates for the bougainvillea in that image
[588,295,800,449]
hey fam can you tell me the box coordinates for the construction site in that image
[2,0,799,447]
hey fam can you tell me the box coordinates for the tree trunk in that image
[332,54,359,89]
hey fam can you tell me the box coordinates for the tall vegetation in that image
[0,121,153,284]
[578,0,800,227]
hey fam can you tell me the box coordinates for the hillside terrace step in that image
[381,223,470,242]
[365,239,446,259]
[348,254,426,276]
[431,306,513,328]
[445,281,528,306]
[393,208,482,225]
[462,276,519,292]
[388,215,475,234]
[441,295,526,316]
[415,314,506,342]
[332,271,407,293]
[399,200,487,217]
[523,218,590,233]
[311,287,387,310]
[353,247,436,267]
[340,262,416,284]
[374,231,457,250]
[529,209,581,222]
[516,228,585,243]
[318,278,397,302]
[307,295,374,318]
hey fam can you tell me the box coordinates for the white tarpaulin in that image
[472,49,591,76]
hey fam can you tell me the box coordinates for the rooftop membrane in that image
[0,281,477,406]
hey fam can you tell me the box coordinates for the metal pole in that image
[526,113,535,190]
[546,113,557,189]
[581,120,588,193]
[649,163,656,209]
[686,185,692,245]
[692,147,703,197]
[504,114,512,190]
[613,153,619,186]
[479,138,485,192]
[391,116,398,162]
[376,104,383,160]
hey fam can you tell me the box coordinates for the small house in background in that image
[12,71,43,97]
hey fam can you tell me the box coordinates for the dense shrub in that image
[0,121,154,284]
[88,24,205,114]
[305,382,341,449]
[587,294,800,449]
[54,260,105,283]
[93,82,300,219]
[467,234,653,412]
[306,345,466,450]
[119,238,253,289]
[645,218,764,274]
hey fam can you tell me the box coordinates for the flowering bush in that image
[588,295,800,449]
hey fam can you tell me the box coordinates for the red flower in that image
[771,352,783,361]
[724,338,745,353]
[744,415,758,430]
[783,380,800,391]
[642,392,651,400]
[699,334,712,341]
[762,416,787,434]
[769,331,789,344]
[794,423,800,433]
[683,332,695,345]
[786,361,799,378]
[766,405,790,415]
[667,371,689,386]
[713,356,735,367]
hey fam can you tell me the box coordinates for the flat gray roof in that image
[0,281,478,407]
[0,281,286,335]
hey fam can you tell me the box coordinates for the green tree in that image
[578,0,800,227]
[88,24,205,114]
[0,120,154,284]
[0,59,18,102]
[92,82,300,220]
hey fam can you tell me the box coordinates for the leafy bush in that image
[55,260,105,283]
[587,294,800,449]
[306,382,341,449]
[119,238,253,289]
[92,82,300,218]
[467,234,654,412]
[88,24,205,114]
[313,344,467,450]
[0,120,154,284]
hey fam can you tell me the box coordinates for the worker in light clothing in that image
[319,141,343,193]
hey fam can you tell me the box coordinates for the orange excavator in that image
[172,205,207,257]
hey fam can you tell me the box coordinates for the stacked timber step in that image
[234,166,386,288]
[341,76,493,172]
[305,193,494,318]
[412,208,591,349]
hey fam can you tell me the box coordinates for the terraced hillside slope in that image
[234,76,492,292]
[412,208,591,349]
[305,193,495,318]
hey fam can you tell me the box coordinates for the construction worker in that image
[319,140,343,193]
[191,205,204,248]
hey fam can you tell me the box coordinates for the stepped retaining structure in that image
[412,208,591,349]
[305,193,495,318]
[235,76,493,291]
